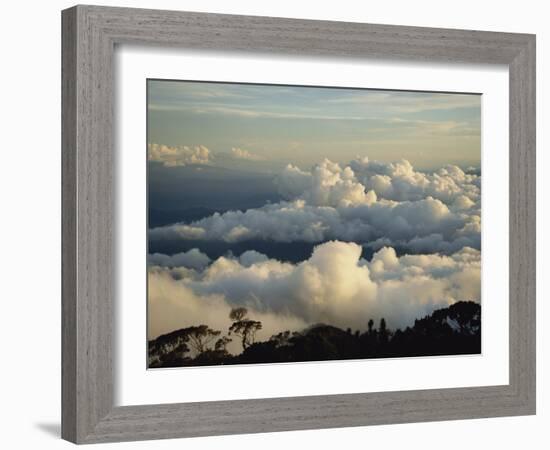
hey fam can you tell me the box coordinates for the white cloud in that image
[275,164,312,200]
[148,248,211,270]
[230,147,263,160]
[452,195,475,211]
[182,105,366,121]
[277,159,377,208]
[149,157,481,254]
[148,143,212,167]
[148,241,480,342]
[239,250,269,267]
[349,157,481,207]
[325,91,480,114]
[149,196,479,254]
[147,157,481,349]
[148,266,307,352]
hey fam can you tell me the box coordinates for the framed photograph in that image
[62,5,536,444]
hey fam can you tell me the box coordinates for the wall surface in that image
[0,0,546,448]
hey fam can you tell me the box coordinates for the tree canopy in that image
[149,301,481,368]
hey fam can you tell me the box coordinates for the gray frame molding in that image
[62,5,536,444]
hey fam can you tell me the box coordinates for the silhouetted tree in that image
[270,330,291,347]
[185,325,221,354]
[149,301,481,368]
[148,327,192,366]
[230,319,262,350]
[215,336,232,352]
[379,318,389,345]
[229,307,248,322]
[228,307,263,350]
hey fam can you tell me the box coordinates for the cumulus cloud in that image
[148,248,211,270]
[239,250,269,267]
[148,241,480,343]
[148,266,307,352]
[149,197,478,254]
[230,147,263,160]
[147,157,482,352]
[277,159,377,207]
[149,157,480,254]
[148,143,212,167]
[348,157,480,207]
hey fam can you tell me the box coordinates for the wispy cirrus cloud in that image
[148,102,367,121]
[147,80,481,170]
[324,91,481,113]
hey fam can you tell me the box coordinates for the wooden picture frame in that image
[62,4,536,443]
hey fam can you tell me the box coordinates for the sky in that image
[147,79,481,170]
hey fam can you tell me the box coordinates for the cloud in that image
[148,241,480,342]
[148,143,212,167]
[148,266,307,351]
[171,105,366,121]
[349,157,481,206]
[148,158,480,255]
[275,164,312,200]
[325,91,480,114]
[230,147,263,161]
[277,159,377,208]
[149,197,479,255]
[148,248,211,270]
[239,250,269,267]
[279,158,480,211]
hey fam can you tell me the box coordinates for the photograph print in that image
[147,80,482,368]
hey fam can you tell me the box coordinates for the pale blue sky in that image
[147,80,481,170]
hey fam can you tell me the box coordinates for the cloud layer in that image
[279,157,480,207]
[149,158,480,254]
[148,241,480,343]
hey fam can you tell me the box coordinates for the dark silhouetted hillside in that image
[148,301,481,368]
